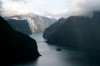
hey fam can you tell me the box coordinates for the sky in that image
[1,0,100,18]
[0,0,68,18]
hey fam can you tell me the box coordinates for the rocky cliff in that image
[5,14,57,33]
[43,18,66,39]
[43,12,100,50]
[7,19,32,35]
[0,16,40,65]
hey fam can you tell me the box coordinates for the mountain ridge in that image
[43,11,100,50]
[4,14,57,33]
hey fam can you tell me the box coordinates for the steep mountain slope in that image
[43,12,100,50]
[5,14,57,33]
[0,16,40,65]
[7,19,32,35]
[43,18,66,39]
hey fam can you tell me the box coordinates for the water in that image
[15,32,96,66]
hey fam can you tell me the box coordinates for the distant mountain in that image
[7,19,32,35]
[5,14,57,33]
[43,12,100,50]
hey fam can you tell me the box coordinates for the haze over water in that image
[15,33,92,66]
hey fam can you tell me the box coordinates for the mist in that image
[1,0,100,66]
[0,0,3,16]
[1,0,100,18]
[65,0,100,17]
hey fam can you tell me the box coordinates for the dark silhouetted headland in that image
[0,16,40,65]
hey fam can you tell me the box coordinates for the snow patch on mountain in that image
[4,14,57,33]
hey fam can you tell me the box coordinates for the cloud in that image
[0,0,3,16]
[0,0,30,16]
[64,0,100,17]
[48,0,100,18]
[1,0,100,18]
[0,0,68,18]
[11,0,27,3]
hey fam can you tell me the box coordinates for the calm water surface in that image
[15,32,96,66]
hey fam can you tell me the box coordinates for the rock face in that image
[43,12,100,50]
[43,18,66,39]
[7,19,32,35]
[5,14,57,33]
[0,16,40,64]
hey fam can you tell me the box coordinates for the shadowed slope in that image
[43,12,100,50]
[7,19,32,35]
[0,16,40,65]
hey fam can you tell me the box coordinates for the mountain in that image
[43,18,66,39]
[0,16,40,65]
[43,12,100,50]
[5,14,57,33]
[7,19,32,35]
